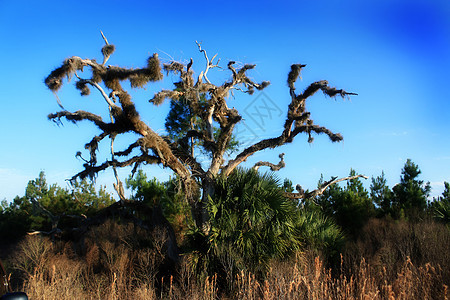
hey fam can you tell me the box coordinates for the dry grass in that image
[252,253,448,299]
[17,248,447,299]
[7,219,449,299]
[10,222,218,299]
[343,218,450,286]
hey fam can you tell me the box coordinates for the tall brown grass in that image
[9,221,218,299]
[14,246,448,299]
[254,253,448,299]
[343,218,450,287]
[6,219,449,299]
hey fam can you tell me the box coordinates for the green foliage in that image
[294,206,345,261]
[370,171,392,217]
[165,97,198,143]
[0,172,114,240]
[430,182,450,224]
[186,168,301,276]
[71,179,115,213]
[164,96,239,158]
[27,172,114,218]
[282,178,294,193]
[126,170,168,205]
[316,170,375,237]
[0,196,33,240]
[126,170,192,230]
[392,159,430,220]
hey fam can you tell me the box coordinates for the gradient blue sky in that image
[1,0,449,201]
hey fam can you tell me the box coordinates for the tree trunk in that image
[194,172,216,233]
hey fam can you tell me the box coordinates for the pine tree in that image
[392,159,430,220]
[370,171,392,217]
[316,169,374,236]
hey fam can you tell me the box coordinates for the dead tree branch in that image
[284,174,369,200]
[110,136,126,201]
[253,153,285,171]
[28,197,63,238]
[222,64,355,176]
[74,74,119,109]
[100,30,115,65]
[195,41,220,84]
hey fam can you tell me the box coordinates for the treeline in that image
[0,159,449,265]
[311,159,449,238]
[0,159,449,298]
[1,159,448,243]
[0,172,115,241]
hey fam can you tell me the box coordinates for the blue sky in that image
[1,0,449,201]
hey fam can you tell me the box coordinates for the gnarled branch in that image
[195,41,220,84]
[48,110,111,132]
[253,153,285,171]
[222,64,355,176]
[284,174,369,200]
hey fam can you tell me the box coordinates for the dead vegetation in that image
[4,219,448,299]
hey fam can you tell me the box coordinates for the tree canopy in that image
[44,33,357,231]
[392,159,431,220]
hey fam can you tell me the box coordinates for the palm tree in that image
[186,168,300,277]
[294,206,345,261]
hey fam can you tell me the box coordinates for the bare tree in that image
[45,32,357,231]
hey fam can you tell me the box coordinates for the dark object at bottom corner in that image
[0,292,28,300]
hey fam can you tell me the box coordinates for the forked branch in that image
[195,41,220,84]
[222,64,356,176]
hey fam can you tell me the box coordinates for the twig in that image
[100,30,109,45]
[111,135,126,202]
[74,74,119,109]
[53,91,66,110]
[100,30,114,65]
[27,228,62,236]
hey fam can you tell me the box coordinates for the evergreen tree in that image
[282,178,294,193]
[165,97,199,158]
[370,171,392,217]
[392,159,430,220]
[0,196,33,240]
[0,172,115,240]
[165,95,240,160]
[316,169,374,237]
[126,170,191,230]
